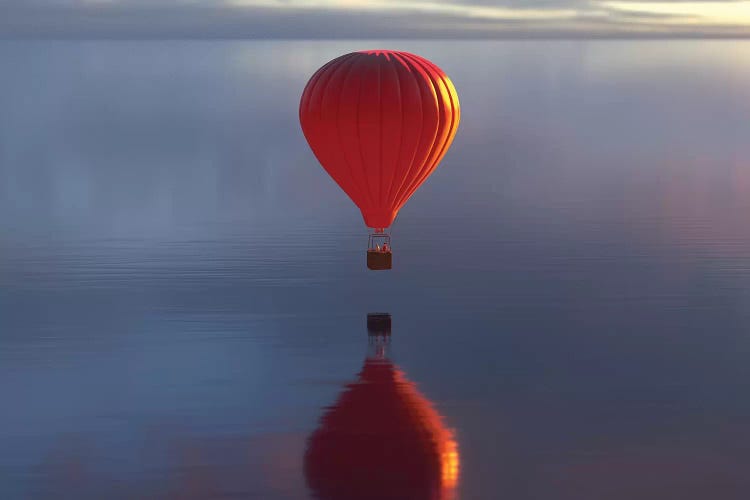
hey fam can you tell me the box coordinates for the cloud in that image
[1,0,750,38]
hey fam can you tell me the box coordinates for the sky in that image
[1,0,750,38]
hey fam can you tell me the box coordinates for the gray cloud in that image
[1,0,749,38]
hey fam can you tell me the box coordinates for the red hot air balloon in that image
[299,50,461,270]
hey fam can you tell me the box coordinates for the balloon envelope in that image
[299,50,460,229]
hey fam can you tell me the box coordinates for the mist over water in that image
[2,40,750,499]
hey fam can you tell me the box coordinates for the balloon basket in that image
[367,231,392,271]
[367,250,392,270]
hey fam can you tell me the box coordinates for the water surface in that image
[1,40,750,499]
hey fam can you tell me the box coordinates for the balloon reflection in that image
[304,314,460,500]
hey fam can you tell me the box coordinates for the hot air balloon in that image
[299,50,461,270]
[304,314,460,500]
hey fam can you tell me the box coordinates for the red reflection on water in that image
[305,356,459,500]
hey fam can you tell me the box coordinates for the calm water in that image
[2,40,750,499]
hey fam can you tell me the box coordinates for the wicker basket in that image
[366,250,392,270]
